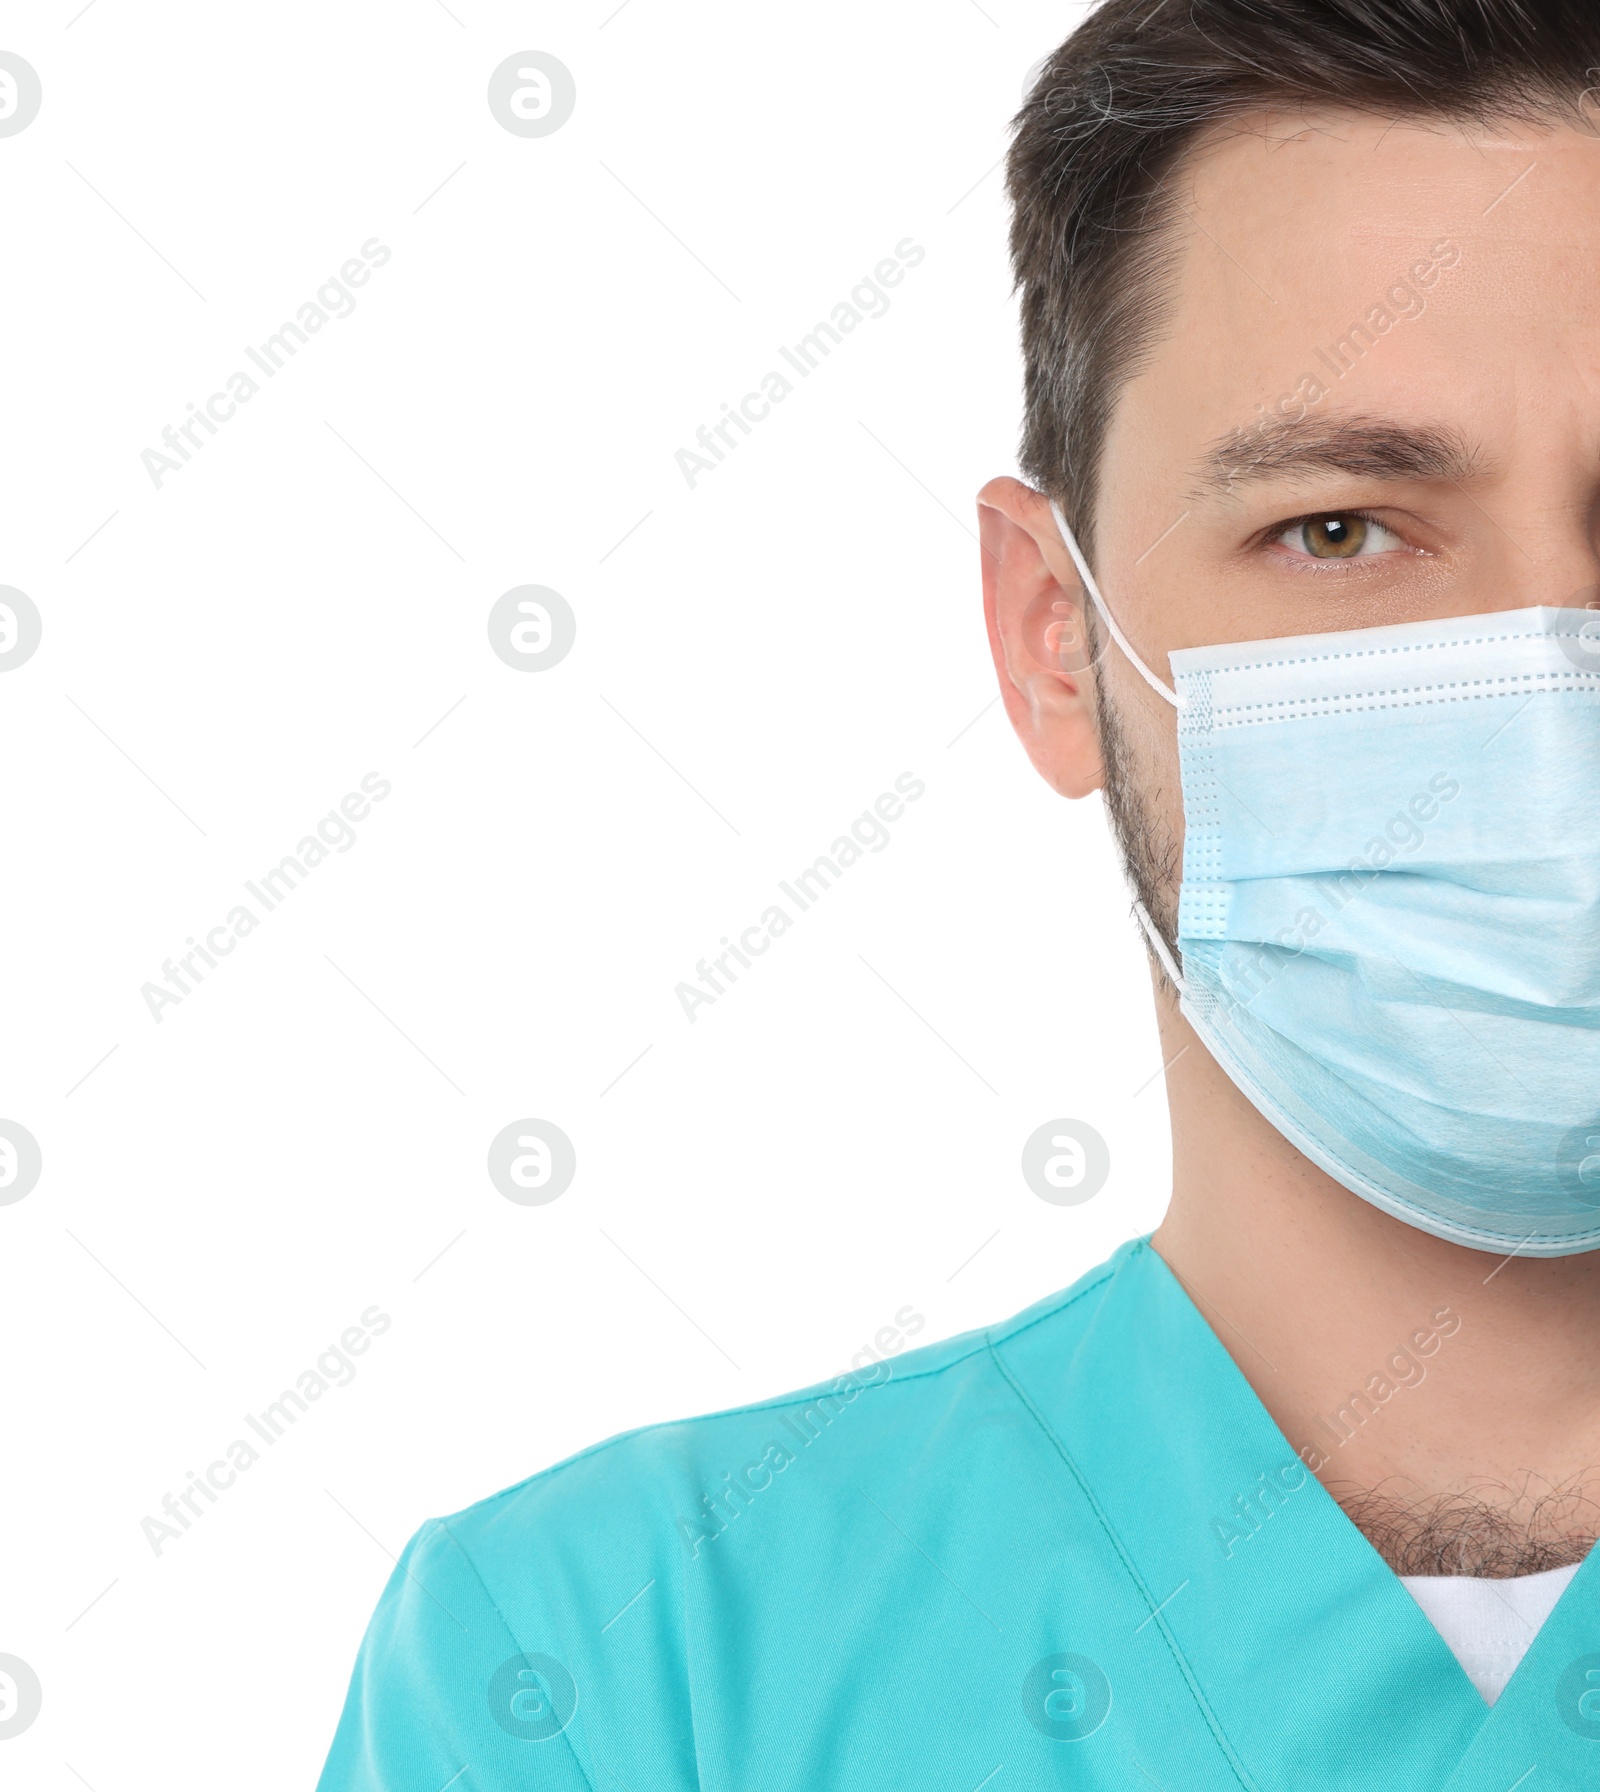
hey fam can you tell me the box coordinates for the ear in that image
[977,476,1104,799]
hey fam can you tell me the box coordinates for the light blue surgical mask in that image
[1050,498,1600,1256]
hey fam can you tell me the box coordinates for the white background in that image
[0,1,1172,1783]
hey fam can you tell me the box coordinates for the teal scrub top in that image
[316,1237,1600,1788]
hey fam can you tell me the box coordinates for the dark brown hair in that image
[1008,0,1600,559]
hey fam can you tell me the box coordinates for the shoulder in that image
[444,1245,1125,1566]
[316,1241,1141,1790]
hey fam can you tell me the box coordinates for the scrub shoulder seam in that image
[425,1269,1128,1522]
[983,1302,1259,1792]
[424,1290,1118,1526]
[425,1514,602,1791]
[976,1260,1123,1355]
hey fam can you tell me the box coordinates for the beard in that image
[1085,604,1184,980]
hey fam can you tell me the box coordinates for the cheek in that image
[1095,656,1188,893]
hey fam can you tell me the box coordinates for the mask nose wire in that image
[1047,498,1183,710]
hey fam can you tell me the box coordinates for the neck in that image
[1148,982,1600,1578]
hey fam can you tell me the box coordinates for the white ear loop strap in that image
[1134,898,1186,995]
[1048,498,1182,710]
[1045,498,1188,987]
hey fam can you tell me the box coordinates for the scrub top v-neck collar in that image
[989,1237,1600,1790]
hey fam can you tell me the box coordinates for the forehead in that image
[1103,107,1600,480]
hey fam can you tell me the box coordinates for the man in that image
[319,3,1600,1783]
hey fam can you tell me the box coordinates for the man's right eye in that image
[1273,512,1405,559]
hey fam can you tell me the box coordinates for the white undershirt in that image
[1400,1562,1580,1705]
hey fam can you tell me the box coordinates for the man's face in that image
[1068,108,1600,931]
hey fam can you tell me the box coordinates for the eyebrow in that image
[1189,414,1481,499]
